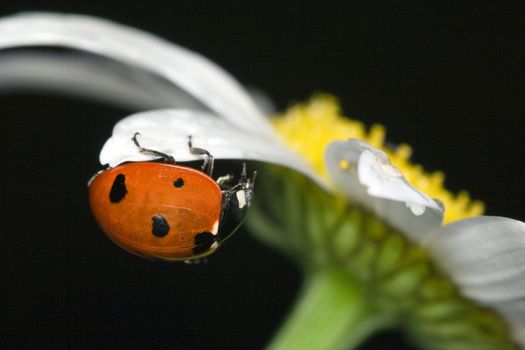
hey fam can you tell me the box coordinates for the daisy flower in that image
[0,12,523,350]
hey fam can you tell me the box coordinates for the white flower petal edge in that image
[430,217,525,347]
[325,139,444,245]
[0,12,274,137]
[0,51,204,110]
[101,108,323,185]
[498,300,525,347]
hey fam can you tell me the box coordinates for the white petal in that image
[325,139,443,244]
[430,216,525,302]
[246,86,277,117]
[430,216,525,347]
[100,108,323,185]
[0,12,274,136]
[496,300,525,347]
[0,51,205,110]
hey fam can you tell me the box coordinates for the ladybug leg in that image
[183,257,209,265]
[238,163,257,189]
[188,136,214,176]
[220,164,257,193]
[132,132,175,163]
[221,164,256,207]
[216,174,234,187]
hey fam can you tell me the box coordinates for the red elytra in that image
[89,162,222,261]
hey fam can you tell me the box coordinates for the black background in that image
[2,2,524,349]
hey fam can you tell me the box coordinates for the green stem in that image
[267,269,390,350]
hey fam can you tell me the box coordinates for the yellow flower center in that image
[272,94,484,224]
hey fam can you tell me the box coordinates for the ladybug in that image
[88,132,255,262]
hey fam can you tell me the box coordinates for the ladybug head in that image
[217,165,256,244]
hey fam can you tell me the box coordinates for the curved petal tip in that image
[0,11,274,136]
[325,139,444,244]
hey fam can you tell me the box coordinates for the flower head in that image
[1,12,524,349]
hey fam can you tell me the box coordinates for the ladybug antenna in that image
[241,163,247,181]
[131,132,175,163]
[188,135,214,177]
[250,170,257,190]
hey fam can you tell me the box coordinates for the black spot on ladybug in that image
[152,215,170,237]
[173,177,184,188]
[109,174,127,203]
[193,232,215,254]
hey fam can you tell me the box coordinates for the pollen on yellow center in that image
[272,94,484,224]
